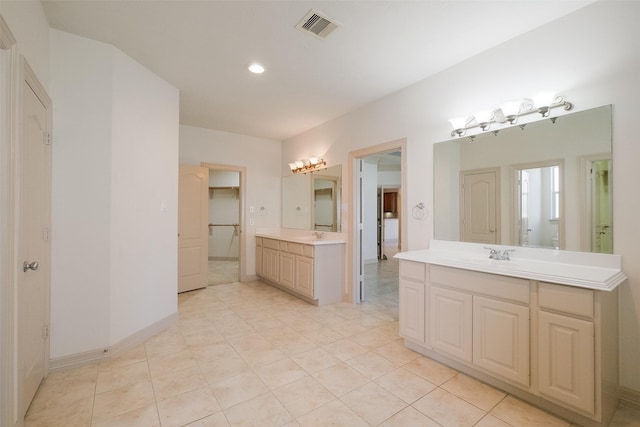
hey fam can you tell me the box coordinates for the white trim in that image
[200,162,247,282]
[0,13,18,427]
[347,139,407,303]
[49,312,177,372]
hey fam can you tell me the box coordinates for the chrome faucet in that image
[313,231,324,239]
[484,247,515,261]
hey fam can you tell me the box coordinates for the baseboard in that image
[48,312,178,372]
[620,386,640,410]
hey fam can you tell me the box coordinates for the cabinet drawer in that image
[262,238,279,250]
[538,282,593,319]
[430,265,529,304]
[400,260,425,282]
[303,245,314,258]
[256,237,263,247]
[287,242,304,255]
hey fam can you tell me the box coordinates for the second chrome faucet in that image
[484,246,516,261]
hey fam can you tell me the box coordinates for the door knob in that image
[23,261,39,272]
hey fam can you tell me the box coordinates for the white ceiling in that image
[41,1,593,141]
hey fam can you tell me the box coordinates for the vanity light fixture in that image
[289,156,327,174]
[449,92,572,138]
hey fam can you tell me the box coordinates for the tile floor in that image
[208,259,239,286]
[25,277,640,426]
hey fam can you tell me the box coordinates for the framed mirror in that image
[434,105,612,253]
[282,165,342,231]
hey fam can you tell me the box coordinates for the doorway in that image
[207,168,241,284]
[349,141,405,306]
[581,155,612,253]
[460,168,499,245]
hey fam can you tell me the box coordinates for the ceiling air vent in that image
[295,9,340,40]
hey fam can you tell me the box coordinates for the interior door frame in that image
[579,153,612,252]
[0,14,19,427]
[200,162,247,282]
[347,139,406,304]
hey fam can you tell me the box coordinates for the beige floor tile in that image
[190,342,240,364]
[268,334,318,356]
[209,371,269,409]
[413,388,486,427]
[490,396,571,427]
[375,367,437,404]
[403,355,458,385]
[27,371,97,414]
[254,358,308,389]
[157,386,222,427]
[312,362,369,397]
[91,404,160,427]
[609,405,640,426]
[273,376,335,418]
[378,406,441,427]
[152,364,208,400]
[322,338,369,361]
[327,320,369,337]
[291,347,341,374]
[296,399,369,427]
[99,345,148,370]
[372,338,422,365]
[300,326,345,346]
[24,395,93,427]
[92,380,156,424]
[223,392,293,426]
[184,412,231,426]
[475,413,514,427]
[441,373,506,411]
[346,351,398,380]
[96,359,150,394]
[144,334,188,358]
[352,313,392,328]
[372,321,401,339]
[147,348,198,377]
[199,355,250,384]
[44,363,99,387]
[350,329,395,349]
[340,381,408,425]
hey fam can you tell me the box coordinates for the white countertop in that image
[256,229,346,246]
[395,240,626,291]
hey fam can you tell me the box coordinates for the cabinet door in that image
[538,311,595,414]
[295,256,314,297]
[430,286,472,362]
[255,246,263,276]
[263,248,279,283]
[473,296,529,386]
[279,252,295,289]
[399,278,425,344]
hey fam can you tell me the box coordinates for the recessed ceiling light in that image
[248,63,265,74]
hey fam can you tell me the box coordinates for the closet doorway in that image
[204,164,245,285]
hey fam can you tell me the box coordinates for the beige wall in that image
[283,1,640,393]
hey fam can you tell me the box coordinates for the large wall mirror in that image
[434,105,612,253]
[282,165,342,232]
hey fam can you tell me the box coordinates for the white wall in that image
[50,29,179,357]
[283,1,640,393]
[179,125,281,278]
[109,48,179,345]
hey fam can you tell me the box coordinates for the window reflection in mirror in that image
[282,165,342,232]
[434,105,612,253]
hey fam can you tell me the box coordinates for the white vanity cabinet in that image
[397,241,625,427]
[256,236,344,305]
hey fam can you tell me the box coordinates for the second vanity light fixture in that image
[449,92,573,137]
[288,156,327,174]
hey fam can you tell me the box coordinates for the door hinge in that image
[43,228,49,241]
[44,132,52,145]
[41,325,49,340]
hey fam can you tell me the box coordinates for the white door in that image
[178,164,208,293]
[19,69,51,414]
[461,169,498,244]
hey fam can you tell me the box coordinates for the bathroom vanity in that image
[396,240,626,427]
[256,230,345,305]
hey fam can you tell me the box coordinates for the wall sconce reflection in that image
[288,156,327,174]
